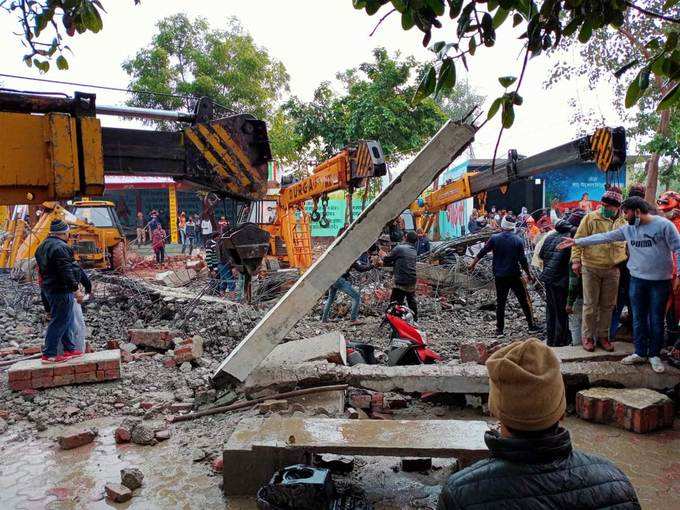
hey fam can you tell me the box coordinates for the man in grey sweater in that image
[559,197,680,373]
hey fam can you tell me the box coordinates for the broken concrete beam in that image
[128,329,180,350]
[244,360,680,397]
[552,342,634,362]
[7,350,121,391]
[57,428,98,450]
[260,331,347,367]
[212,121,476,386]
[288,389,346,416]
[575,387,674,433]
[223,416,488,495]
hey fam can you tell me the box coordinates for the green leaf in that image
[638,68,650,92]
[431,41,447,53]
[512,13,523,27]
[487,97,503,120]
[401,10,415,30]
[510,92,523,105]
[665,32,679,52]
[353,0,367,8]
[469,36,477,55]
[498,76,516,88]
[56,55,69,70]
[657,83,680,112]
[501,101,515,128]
[447,0,463,18]
[613,59,639,79]
[413,66,436,104]
[365,0,383,15]
[487,0,499,11]
[578,21,592,44]
[562,18,580,37]
[392,0,408,12]
[426,0,446,16]
[34,59,50,73]
[23,55,33,67]
[624,77,642,108]
[663,0,680,9]
[651,56,665,75]
[492,8,509,29]
[435,57,456,96]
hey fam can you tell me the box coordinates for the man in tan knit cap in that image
[438,339,639,510]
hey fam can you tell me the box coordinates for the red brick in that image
[53,374,75,386]
[22,346,41,355]
[140,402,156,410]
[162,358,177,368]
[74,363,96,373]
[0,347,21,357]
[96,371,106,381]
[8,369,31,381]
[75,372,97,384]
[349,394,371,410]
[212,457,224,473]
[97,360,119,371]
[115,426,132,444]
[53,365,75,377]
[106,340,120,350]
[31,366,54,379]
[459,342,501,364]
[9,379,32,391]
[105,483,132,503]
[58,428,97,450]
[104,369,119,380]
[370,393,384,409]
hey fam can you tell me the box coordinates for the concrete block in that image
[128,329,179,350]
[223,416,488,495]
[260,331,347,367]
[7,351,121,391]
[575,387,674,433]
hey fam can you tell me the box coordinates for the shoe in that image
[495,330,504,338]
[41,355,67,364]
[621,353,647,365]
[63,350,84,360]
[582,337,595,352]
[598,338,615,352]
[350,320,365,326]
[528,325,541,333]
[649,357,665,373]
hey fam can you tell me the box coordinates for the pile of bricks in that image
[575,387,674,433]
[348,390,410,420]
[7,350,122,391]
[0,345,41,358]
[127,329,180,350]
[173,336,203,364]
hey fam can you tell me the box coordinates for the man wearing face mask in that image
[559,197,680,374]
[569,187,627,352]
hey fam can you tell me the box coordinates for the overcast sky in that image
[0,0,623,162]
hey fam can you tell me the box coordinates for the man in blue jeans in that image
[560,197,680,373]
[322,252,373,324]
[35,219,83,364]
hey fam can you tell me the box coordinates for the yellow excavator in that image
[241,141,386,270]
[409,127,627,236]
[0,89,273,286]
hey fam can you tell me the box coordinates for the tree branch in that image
[624,1,680,24]
[369,8,397,37]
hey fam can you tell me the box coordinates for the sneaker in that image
[621,353,647,365]
[63,350,84,360]
[581,337,595,352]
[41,355,67,364]
[649,357,665,373]
[495,330,504,338]
[598,338,615,352]
[528,325,541,333]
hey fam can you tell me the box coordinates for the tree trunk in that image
[644,108,671,203]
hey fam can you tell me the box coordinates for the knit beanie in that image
[486,338,566,431]
[601,186,623,207]
[49,219,69,234]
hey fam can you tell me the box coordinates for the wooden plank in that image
[212,121,476,385]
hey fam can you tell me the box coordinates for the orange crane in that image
[243,141,386,270]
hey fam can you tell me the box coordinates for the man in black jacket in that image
[322,251,373,324]
[539,218,575,346]
[438,339,640,510]
[469,215,538,337]
[35,219,82,363]
[383,230,419,320]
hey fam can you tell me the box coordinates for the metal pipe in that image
[95,103,195,123]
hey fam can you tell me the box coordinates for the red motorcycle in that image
[383,303,442,365]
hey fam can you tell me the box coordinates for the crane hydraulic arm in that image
[0,90,272,205]
[410,126,626,233]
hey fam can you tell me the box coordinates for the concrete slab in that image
[288,389,346,415]
[8,350,121,391]
[244,360,680,396]
[260,331,347,367]
[222,416,489,495]
[213,121,476,386]
[576,387,674,433]
[552,342,633,362]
